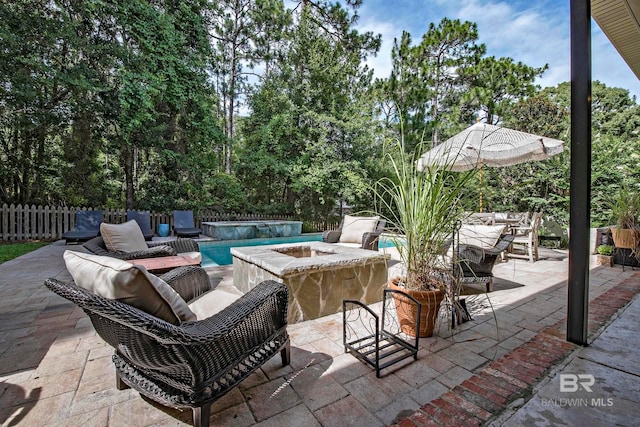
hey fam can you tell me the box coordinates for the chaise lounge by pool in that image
[232,241,389,323]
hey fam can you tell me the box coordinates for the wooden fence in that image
[0,204,336,241]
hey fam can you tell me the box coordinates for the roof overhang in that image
[592,0,640,80]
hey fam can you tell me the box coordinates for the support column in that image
[567,0,592,345]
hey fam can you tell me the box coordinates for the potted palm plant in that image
[374,136,472,337]
[609,187,640,251]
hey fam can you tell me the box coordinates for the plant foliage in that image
[374,133,472,290]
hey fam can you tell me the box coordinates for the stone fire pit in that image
[231,242,389,323]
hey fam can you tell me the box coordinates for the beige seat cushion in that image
[458,224,506,249]
[100,220,148,253]
[63,250,196,324]
[339,215,380,244]
[188,283,244,320]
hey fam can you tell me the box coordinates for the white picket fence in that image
[0,204,332,241]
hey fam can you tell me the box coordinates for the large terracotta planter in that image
[611,227,639,250]
[389,277,444,338]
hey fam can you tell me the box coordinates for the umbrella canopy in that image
[417,122,564,172]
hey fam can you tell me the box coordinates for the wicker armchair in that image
[455,234,514,292]
[323,216,386,251]
[83,236,199,261]
[45,267,290,427]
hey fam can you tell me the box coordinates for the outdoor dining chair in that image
[462,212,496,225]
[509,212,543,262]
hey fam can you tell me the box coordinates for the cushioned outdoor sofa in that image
[323,214,386,251]
[83,219,201,262]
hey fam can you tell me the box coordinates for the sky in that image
[352,0,640,100]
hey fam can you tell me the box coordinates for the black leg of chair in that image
[486,278,493,293]
[193,404,211,427]
[281,341,291,366]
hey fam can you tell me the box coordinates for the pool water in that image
[199,233,324,267]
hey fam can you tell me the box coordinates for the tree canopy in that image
[1,1,638,229]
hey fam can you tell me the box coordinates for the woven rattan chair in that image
[83,236,200,261]
[45,267,290,427]
[455,233,514,292]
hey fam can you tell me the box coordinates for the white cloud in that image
[357,17,400,80]
[454,1,569,86]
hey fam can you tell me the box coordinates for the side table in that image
[128,255,200,274]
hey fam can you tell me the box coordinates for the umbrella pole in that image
[478,166,483,212]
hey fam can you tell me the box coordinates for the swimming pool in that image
[199,233,324,267]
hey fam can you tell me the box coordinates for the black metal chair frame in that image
[45,267,290,427]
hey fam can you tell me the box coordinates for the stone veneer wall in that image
[202,221,303,240]
[233,256,388,323]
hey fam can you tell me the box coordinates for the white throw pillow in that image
[458,225,506,249]
[188,283,244,320]
[100,220,148,253]
[339,215,380,244]
[63,250,196,324]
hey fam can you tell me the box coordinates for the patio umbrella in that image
[416,122,564,210]
[416,122,564,172]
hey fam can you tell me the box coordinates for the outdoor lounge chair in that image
[45,255,290,427]
[83,219,201,261]
[323,214,385,251]
[453,224,515,292]
[126,210,154,240]
[173,210,202,238]
[61,210,103,244]
[83,235,201,261]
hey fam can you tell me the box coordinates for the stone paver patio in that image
[0,241,638,426]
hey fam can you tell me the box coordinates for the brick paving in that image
[0,241,638,426]
[391,274,640,427]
